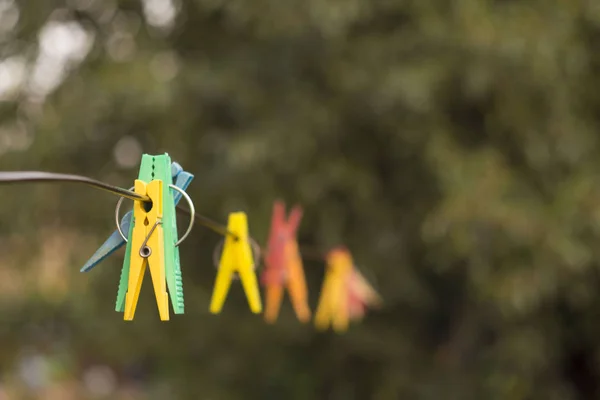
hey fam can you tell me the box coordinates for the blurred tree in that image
[0,0,599,398]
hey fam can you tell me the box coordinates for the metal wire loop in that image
[115,184,195,247]
[115,186,135,242]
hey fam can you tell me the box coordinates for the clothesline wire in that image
[0,171,329,262]
[0,171,239,239]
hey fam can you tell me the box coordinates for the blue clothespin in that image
[80,162,194,272]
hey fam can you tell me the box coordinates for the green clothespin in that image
[115,153,190,319]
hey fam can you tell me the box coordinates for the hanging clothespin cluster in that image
[0,152,381,331]
[80,161,193,273]
[81,154,196,321]
[117,154,196,321]
[76,153,380,331]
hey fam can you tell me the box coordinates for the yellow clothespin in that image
[209,212,262,314]
[314,247,353,333]
[124,179,169,321]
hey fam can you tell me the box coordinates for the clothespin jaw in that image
[314,247,354,333]
[80,161,194,273]
[115,153,186,319]
[124,179,169,321]
[209,212,262,314]
[261,201,310,324]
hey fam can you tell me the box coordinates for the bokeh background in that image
[0,0,599,399]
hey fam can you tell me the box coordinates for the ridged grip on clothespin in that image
[116,154,188,316]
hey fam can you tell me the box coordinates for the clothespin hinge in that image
[139,219,162,258]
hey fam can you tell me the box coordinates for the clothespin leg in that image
[124,180,150,321]
[145,180,169,320]
[235,213,262,313]
[354,271,383,307]
[330,275,348,333]
[286,244,311,323]
[80,212,132,272]
[124,255,146,320]
[238,262,262,314]
[209,250,234,314]
[264,284,284,323]
[147,228,169,320]
[348,296,366,321]
[287,272,311,323]
[332,302,349,332]
[156,156,182,315]
[314,274,335,331]
[115,213,136,312]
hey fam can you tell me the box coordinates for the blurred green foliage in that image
[0,0,599,398]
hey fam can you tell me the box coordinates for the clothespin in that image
[314,247,353,332]
[261,201,310,323]
[347,269,382,320]
[115,154,191,320]
[209,212,262,314]
[80,162,193,273]
[314,247,381,333]
[123,178,169,320]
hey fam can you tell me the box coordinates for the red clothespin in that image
[261,201,311,323]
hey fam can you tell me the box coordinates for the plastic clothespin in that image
[314,247,354,333]
[124,179,168,320]
[80,161,193,272]
[209,212,262,314]
[314,247,382,332]
[347,269,382,321]
[261,201,310,323]
[115,154,187,319]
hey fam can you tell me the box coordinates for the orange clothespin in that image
[314,247,381,333]
[260,201,311,323]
